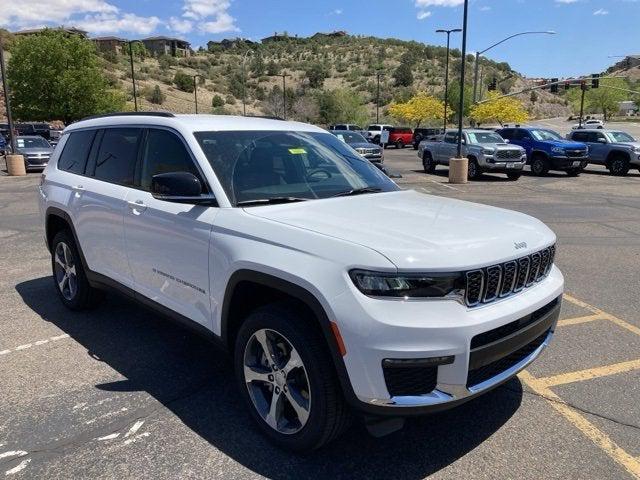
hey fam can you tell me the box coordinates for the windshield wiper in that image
[237,197,310,207]
[332,187,382,197]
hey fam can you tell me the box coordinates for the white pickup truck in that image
[417,129,527,180]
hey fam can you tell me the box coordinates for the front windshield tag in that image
[288,148,307,154]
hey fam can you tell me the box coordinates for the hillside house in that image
[142,36,191,57]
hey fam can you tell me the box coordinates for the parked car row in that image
[417,126,640,180]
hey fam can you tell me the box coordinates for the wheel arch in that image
[605,149,630,166]
[220,269,356,402]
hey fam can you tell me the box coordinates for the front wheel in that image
[531,156,549,176]
[234,304,351,452]
[467,158,481,180]
[423,152,436,173]
[609,156,630,176]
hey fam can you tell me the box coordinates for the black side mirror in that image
[151,172,215,205]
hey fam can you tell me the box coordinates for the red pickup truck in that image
[387,127,414,149]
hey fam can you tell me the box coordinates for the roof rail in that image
[79,111,176,121]
[244,114,284,121]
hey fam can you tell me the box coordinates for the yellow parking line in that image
[520,370,640,479]
[538,359,640,387]
[557,314,604,327]
[563,293,640,338]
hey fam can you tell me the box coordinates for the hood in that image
[544,139,586,149]
[486,143,523,150]
[611,141,640,149]
[245,190,555,271]
[349,142,381,150]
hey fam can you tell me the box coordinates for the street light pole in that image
[436,28,461,132]
[472,31,556,102]
[280,73,289,120]
[376,72,383,124]
[128,41,138,112]
[456,0,470,158]
[0,38,16,153]
[241,49,253,116]
[193,74,202,114]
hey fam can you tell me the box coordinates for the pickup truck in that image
[387,127,413,149]
[496,126,588,176]
[417,129,527,180]
[568,129,640,175]
[412,128,444,149]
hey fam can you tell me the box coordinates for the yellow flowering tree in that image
[388,93,446,127]
[470,92,529,126]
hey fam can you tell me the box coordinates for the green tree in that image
[173,71,194,92]
[304,63,328,89]
[266,60,280,76]
[316,88,368,126]
[211,94,225,108]
[587,78,628,120]
[393,63,413,87]
[446,82,473,119]
[250,54,265,76]
[7,30,125,124]
[129,41,147,59]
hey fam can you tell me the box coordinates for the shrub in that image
[174,71,194,92]
[147,85,165,105]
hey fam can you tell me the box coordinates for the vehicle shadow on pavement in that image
[17,276,523,480]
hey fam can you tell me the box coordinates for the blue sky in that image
[3,0,639,77]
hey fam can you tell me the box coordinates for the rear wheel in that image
[423,152,436,174]
[51,230,102,310]
[234,303,351,451]
[395,140,404,149]
[531,155,549,176]
[608,155,630,176]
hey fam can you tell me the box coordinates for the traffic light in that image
[550,78,559,93]
[488,77,497,91]
[580,80,588,91]
[564,81,571,91]
[591,73,600,89]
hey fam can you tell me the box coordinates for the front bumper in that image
[332,265,564,415]
[549,156,588,170]
[483,158,526,172]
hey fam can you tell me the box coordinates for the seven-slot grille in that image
[495,149,522,160]
[464,245,555,307]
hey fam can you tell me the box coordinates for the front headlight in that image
[551,147,564,154]
[482,149,494,155]
[633,147,640,154]
[349,270,464,299]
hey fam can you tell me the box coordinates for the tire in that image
[506,172,521,181]
[608,155,630,176]
[422,152,436,174]
[51,230,103,310]
[467,158,481,180]
[530,155,549,176]
[566,169,581,177]
[413,136,422,150]
[234,303,351,452]
[395,140,404,149]
[373,135,380,145]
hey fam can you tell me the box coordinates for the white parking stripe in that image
[0,334,70,357]
[125,420,144,438]
[5,459,31,475]
[0,452,27,460]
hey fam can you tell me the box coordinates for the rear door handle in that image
[127,200,148,213]
[72,185,84,191]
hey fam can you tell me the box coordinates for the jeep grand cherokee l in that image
[39,113,563,451]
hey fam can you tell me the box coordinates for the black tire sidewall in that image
[233,305,343,452]
[423,153,435,173]
[531,157,548,176]
[610,158,629,176]
[51,230,95,310]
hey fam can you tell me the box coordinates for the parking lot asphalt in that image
[2,119,640,479]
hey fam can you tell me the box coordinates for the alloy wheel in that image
[54,242,77,301]
[243,328,311,434]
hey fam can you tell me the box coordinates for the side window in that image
[93,128,142,186]
[572,131,588,142]
[499,129,513,140]
[594,132,607,142]
[444,132,458,144]
[513,129,528,140]
[57,130,96,174]
[140,129,202,191]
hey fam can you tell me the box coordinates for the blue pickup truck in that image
[496,126,588,176]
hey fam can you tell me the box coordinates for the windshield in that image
[530,129,563,141]
[194,130,398,206]
[467,132,505,144]
[17,137,50,149]
[607,131,635,142]
[331,131,368,144]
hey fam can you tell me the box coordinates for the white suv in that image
[38,113,564,451]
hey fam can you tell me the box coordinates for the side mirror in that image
[504,139,510,143]
[151,172,215,205]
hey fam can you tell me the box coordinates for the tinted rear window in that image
[93,128,142,185]
[58,130,96,174]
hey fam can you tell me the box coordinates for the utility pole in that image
[280,73,289,119]
[241,49,253,116]
[128,41,138,112]
[579,81,587,129]
[456,0,469,158]
[193,75,202,114]
[436,28,461,132]
[0,38,16,153]
[376,73,382,124]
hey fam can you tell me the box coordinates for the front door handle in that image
[127,200,148,213]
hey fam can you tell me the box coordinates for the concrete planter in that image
[448,157,468,184]
[6,155,26,176]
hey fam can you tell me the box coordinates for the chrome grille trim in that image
[464,245,555,308]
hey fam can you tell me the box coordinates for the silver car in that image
[14,136,54,170]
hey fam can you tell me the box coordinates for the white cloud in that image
[180,0,239,33]
[593,8,609,14]
[76,12,161,34]
[555,0,580,3]
[333,9,343,15]
[169,17,193,34]
[479,6,492,11]
[417,10,432,19]
[415,0,464,6]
